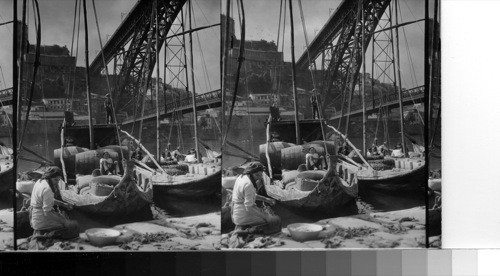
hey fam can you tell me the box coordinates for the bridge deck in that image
[329,86,424,120]
[121,89,221,125]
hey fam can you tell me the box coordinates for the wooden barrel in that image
[99,145,130,159]
[75,150,119,175]
[54,146,89,176]
[280,143,337,171]
[259,142,295,172]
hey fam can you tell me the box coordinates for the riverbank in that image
[0,208,14,251]
[18,206,220,251]
[221,206,426,249]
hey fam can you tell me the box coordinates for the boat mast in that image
[393,0,406,156]
[361,0,367,156]
[221,0,231,143]
[83,0,94,150]
[188,0,201,162]
[288,0,300,145]
[155,0,160,161]
[17,0,27,138]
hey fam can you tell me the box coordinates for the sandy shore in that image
[18,209,221,251]
[0,208,14,251]
[222,206,427,249]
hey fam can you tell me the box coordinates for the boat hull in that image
[263,161,358,214]
[0,165,14,194]
[153,170,221,198]
[61,162,153,219]
[358,164,427,192]
[264,182,356,213]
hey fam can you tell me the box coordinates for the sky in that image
[0,0,220,94]
[224,0,425,90]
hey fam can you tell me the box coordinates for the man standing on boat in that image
[104,93,114,124]
[310,90,320,119]
[269,102,281,122]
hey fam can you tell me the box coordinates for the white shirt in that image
[231,175,266,226]
[185,154,197,162]
[30,179,65,230]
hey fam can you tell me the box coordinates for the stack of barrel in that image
[259,141,338,175]
[54,145,129,180]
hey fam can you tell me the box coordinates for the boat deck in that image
[152,162,220,186]
[357,158,424,180]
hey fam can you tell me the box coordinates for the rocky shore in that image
[0,208,14,251]
[18,207,220,251]
[222,206,427,249]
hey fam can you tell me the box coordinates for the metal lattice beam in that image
[296,0,391,122]
[89,0,187,114]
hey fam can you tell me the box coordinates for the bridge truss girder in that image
[111,0,187,115]
[320,0,391,120]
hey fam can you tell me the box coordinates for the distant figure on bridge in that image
[104,93,114,124]
[310,91,320,119]
[269,103,281,122]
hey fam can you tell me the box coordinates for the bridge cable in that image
[222,0,245,147]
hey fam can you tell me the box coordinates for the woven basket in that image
[295,178,319,192]
[90,183,114,197]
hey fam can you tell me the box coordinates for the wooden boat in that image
[356,157,426,192]
[0,161,14,194]
[262,157,359,213]
[151,161,222,198]
[61,160,153,218]
[327,125,426,193]
[0,146,14,194]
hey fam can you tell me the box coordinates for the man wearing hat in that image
[231,162,276,228]
[104,93,113,124]
[30,166,79,241]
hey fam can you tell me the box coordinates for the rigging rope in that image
[297,0,329,154]
[91,0,125,160]
[70,0,82,110]
[222,0,245,147]
[18,0,41,151]
[66,0,79,107]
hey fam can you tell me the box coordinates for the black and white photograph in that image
[0,0,15,252]
[221,0,430,249]
[427,0,440,248]
[14,0,222,251]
